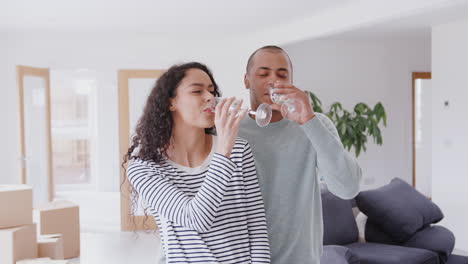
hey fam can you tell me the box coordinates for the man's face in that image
[244,50,292,109]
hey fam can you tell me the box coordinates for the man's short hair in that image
[245,45,293,73]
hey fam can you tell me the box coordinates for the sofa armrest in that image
[366,222,455,263]
[404,225,455,263]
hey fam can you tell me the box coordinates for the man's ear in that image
[244,74,250,89]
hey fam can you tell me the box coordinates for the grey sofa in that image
[320,178,468,264]
[321,188,439,264]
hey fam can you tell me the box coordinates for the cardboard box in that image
[37,234,64,260]
[33,201,80,259]
[0,185,33,229]
[16,258,69,264]
[0,223,37,264]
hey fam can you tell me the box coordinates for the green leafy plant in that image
[306,91,387,157]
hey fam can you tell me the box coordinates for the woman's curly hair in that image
[121,62,221,230]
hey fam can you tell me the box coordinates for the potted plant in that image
[306,91,387,157]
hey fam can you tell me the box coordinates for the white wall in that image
[0,31,253,190]
[284,37,431,190]
[0,33,6,83]
[1,31,434,194]
[1,31,19,185]
[0,32,6,122]
[432,18,468,251]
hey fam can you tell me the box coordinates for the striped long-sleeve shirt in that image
[127,137,270,264]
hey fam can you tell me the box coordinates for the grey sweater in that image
[238,112,362,264]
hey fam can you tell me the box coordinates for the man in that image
[238,45,362,264]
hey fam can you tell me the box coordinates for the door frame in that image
[118,69,165,231]
[16,65,54,201]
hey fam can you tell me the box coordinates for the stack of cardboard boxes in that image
[0,185,80,264]
[0,185,37,264]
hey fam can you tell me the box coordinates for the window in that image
[51,69,97,189]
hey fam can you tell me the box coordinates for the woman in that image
[123,62,270,264]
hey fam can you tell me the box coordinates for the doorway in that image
[412,72,432,198]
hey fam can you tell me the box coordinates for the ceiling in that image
[0,0,352,34]
[323,0,468,39]
[2,0,468,43]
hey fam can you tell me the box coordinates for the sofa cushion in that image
[346,242,439,264]
[356,178,444,242]
[321,189,359,245]
[321,245,360,264]
[365,220,398,245]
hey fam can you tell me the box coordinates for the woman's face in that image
[170,68,216,129]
